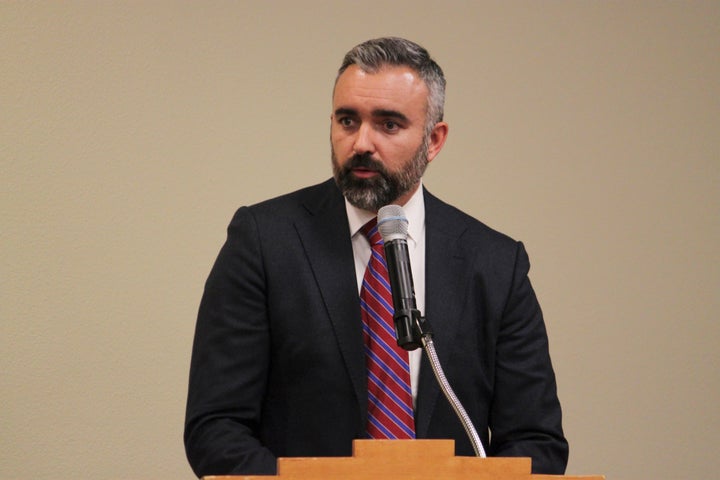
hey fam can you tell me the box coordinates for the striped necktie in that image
[360,218,416,439]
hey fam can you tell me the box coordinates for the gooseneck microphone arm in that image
[419,332,487,458]
[377,205,487,458]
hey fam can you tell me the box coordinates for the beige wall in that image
[2,2,718,479]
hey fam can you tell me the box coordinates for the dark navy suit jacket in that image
[184,179,568,476]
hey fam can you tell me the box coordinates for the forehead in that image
[333,65,429,118]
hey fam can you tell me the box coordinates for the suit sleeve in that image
[184,207,277,477]
[487,241,569,474]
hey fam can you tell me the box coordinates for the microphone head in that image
[377,205,409,242]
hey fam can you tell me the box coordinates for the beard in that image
[332,137,430,212]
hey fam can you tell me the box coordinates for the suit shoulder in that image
[230,179,341,223]
[425,190,519,249]
[425,191,533,287]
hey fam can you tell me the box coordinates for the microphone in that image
[377,205,423,351]
[377,204,487,457]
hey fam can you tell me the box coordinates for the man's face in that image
[331,65,447,211]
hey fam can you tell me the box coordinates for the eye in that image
[383,120,399,132]
[338,116,355,128]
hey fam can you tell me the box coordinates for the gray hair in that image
[336,37,446,132]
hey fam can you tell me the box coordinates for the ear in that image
[426,121,449,163]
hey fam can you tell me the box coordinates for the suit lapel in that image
[293,180,367,426]
[415,190,470,437]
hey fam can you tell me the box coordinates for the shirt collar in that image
[346,184,425,244]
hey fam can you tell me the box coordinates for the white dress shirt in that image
[345,185,425,406]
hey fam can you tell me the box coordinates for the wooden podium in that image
[205,439,604,480]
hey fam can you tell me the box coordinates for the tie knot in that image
[361,218,383,247]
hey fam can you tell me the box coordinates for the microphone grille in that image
[377,205,409,242]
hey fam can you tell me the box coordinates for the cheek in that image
[330,131,352,154]
[381,140,416,167]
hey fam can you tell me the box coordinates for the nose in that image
[352,123,376,155]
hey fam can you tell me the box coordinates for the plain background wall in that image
[2,2,718,479]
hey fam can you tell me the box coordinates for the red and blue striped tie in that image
[360,218,416,439]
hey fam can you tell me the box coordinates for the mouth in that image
[351,167,380,179]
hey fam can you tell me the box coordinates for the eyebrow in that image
[372,109,409,123]
[334,107,409,124]
[334,107,358,117]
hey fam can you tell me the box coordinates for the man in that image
[185,37,568,476]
